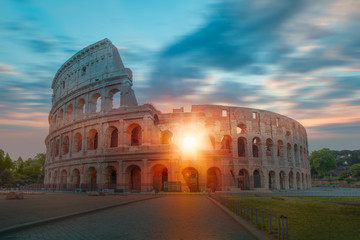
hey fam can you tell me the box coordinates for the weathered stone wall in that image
[44,39,311,192]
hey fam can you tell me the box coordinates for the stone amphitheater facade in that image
[44,39,311,192]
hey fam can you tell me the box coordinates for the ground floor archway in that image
[268,171,275,190]
[87,167,97,190]
[71,169,80,189]
[289,171,294,189]
[207,167,221,192]
[152,165,168,191]
[279,171,286,190]
[253,170,261,188]
[105,166,117,189]
[238,169,250,190]
[126,165,141,192]
[182,167,199,192]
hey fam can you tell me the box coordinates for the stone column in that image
[141,159,149,192]
[115,160,123,190]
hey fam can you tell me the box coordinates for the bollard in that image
[278,216,281,239]
[251,207,253,222]
[269,214,272,234]
[281,216,285,240]
[285,217,288,240]
[255,208,258,225]
[262,211,265,229]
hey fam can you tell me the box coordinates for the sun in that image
[182,135,198,152]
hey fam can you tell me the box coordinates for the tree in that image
[350,163,360,177]
[0,153,13,170]
[310,148,337,177]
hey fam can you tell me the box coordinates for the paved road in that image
[1,195,256,240]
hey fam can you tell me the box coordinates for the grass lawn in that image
[222,196,360,240]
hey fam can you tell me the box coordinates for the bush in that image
[350,163,360,177]
[339,170,351,180]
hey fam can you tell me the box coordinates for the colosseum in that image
[44,38,311,192]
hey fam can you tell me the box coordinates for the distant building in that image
[44,39,311,192]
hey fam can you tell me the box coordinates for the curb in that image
[207,196,274,240]
[0,196,160,236]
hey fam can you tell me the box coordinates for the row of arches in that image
[51,89,123,128]
[237,169,310,190]
[231,136,308,164]
[46,165,224,192]
[50,124,142,157]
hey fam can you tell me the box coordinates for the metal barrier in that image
[210,195,288,240]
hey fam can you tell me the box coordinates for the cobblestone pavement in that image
[1,195,256,240]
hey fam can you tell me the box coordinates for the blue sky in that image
[0,0,359,160]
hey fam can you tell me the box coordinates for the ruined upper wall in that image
[51,38,133,105]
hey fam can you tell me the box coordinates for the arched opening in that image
[221,135,232,151]
[289,171,294,189]
[294,144,299,163]
[60,170,67,190]
[91,93,101,113]
[287,143,292,162]
[279,171,286,190]
[277,140,284,157]
[126,165,141,192]
[58,109,64,124]
[66,104,73,121]
[268,171,276,190]
[238,169,249,190]
[252,137,261,158]
[76,98,85,118]
[106,166,117,189]
[71,169,80,189]
[253,170,261,188]
[182,167,199,192]
[87,129,98,150]
[110,128,118,148]
[237,137,246,157]
[300,146,303,164]
[207,167,221,192]
[161,130,173,144]
[110,89,120,109]
[62,136,69,155]
[152,165,168,192]
[53,171,58,189]
[266,138,273,157]
[236,123,247,134]
[131,125,142,146]
[87,167,97,190]
[74,132,82,152]
[55,139,60,156]
[296,172,300,189]
[302,173,305,189]
[154,114,159,125]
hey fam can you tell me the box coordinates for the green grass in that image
[221,196,360,240]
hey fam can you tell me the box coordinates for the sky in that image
[0,0,359,160]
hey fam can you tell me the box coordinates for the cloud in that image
[0,63,27,77]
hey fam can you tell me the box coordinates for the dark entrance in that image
[153,165,168,191]
[129,165,141,191]
[253,170,261,188]
[207,167,221,192]
[182,167,199,192]
[238,169,250,190]
[269,171,275,189]
[107,167,117,189]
